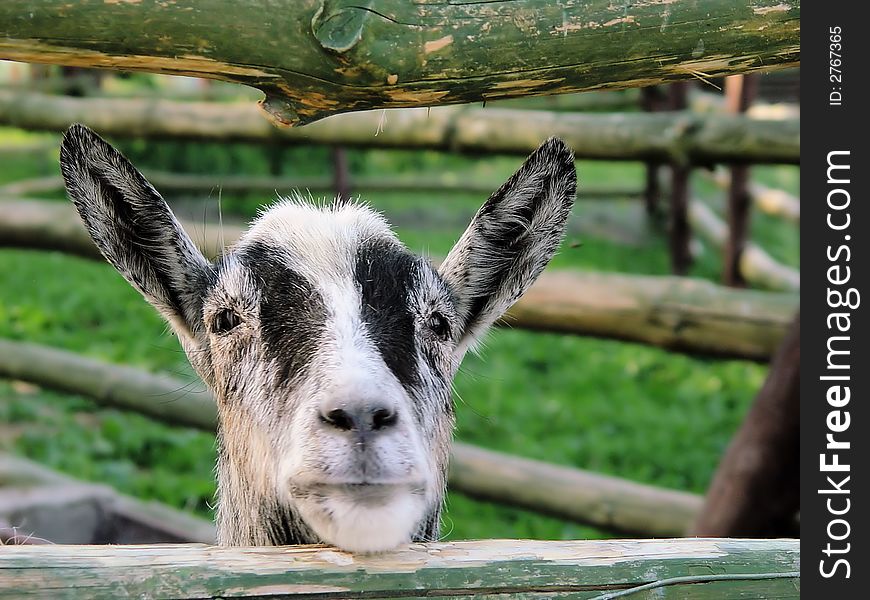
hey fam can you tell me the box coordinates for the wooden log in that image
[688,200,800,292]
[0,339,217,432]
[668,165,691,275]
[0,199,798,360]
[0,339,703,536]
[0,0,800,126]
[0,173,642,200]
[508,270,796,361]
[0,197,114,261]
[0,454,216,544]
[0,538,800,598]
[0,90,801,164]
[449,444,701,537]
[687,86,801,119]
[691,314,800,537]
[643,162,662,219]
[747,183,801,223]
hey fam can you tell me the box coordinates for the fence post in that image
[668,82,692,275]
[640,86,668,220]
[723,73,760,287]
[331,146,351,203]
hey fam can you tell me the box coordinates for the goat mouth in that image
[292,482,425,506]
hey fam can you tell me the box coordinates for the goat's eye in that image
[426,312,450,340]
[212,308,241,334]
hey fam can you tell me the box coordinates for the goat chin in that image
[299,490,427,553]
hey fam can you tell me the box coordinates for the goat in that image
[59,124,576,552]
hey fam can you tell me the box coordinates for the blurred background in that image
[0,61,799,545]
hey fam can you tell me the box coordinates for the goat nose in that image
[320,403,399,434]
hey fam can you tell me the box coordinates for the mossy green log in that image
[0,1,800,126]
[0,538,799,598]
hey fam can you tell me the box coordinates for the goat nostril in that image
[372,407,398,430]
[322,408,354,431]
[321,405,397,433]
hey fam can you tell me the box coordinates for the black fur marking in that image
[355,241,420,390]
[241,243,326,385]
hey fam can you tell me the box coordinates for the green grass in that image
[0,128,798,541]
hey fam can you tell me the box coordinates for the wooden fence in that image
[0,1,801,582]
[0,90,800,164]
[0,538,800,598]
[0,198,797,360]
[0,338,702,538]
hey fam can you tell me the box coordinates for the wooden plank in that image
[0,90,801,164]
[0,539,799,598]
[0,1,800,126]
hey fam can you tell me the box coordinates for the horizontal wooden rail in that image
[0,172,641,200]
[0,539,800,598]
[706,168,800,223]
[0,90,800,164]
[689,200,800,292]
[0,338,701,537]
[0,1,800,126]
[0,198,797,360]
[0,454,217,545]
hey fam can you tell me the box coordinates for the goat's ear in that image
[439,137,576,355]
[60,124,212,342]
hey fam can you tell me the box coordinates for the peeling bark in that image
[0,1,800,126]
